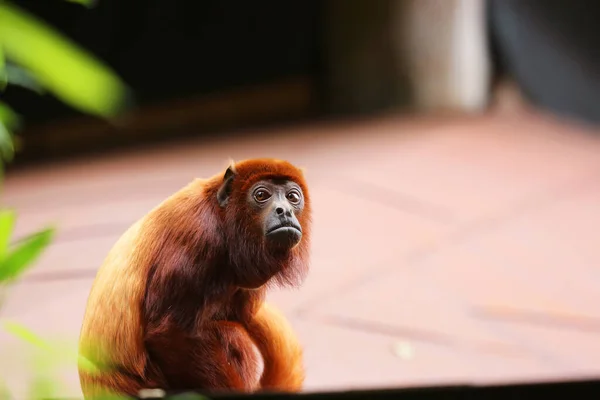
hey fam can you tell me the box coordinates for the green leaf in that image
[0,120,14,165]
[2,321,53,351]
[4,63,44,94]
[27,374,62,400]
[0,45,6,91]
[0,101,19,166]
[0,2,132,118]
[77,354,101,375]
[0,101,20,130]
[3,321,92,374]
[2,322,75,399]
[0,209,15,256]
[0,102,20,165]
[0,227,54,282]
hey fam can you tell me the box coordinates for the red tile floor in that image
[1,110,600,398]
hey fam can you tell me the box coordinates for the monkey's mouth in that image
[266,223,302,248]
[266,224,302,236]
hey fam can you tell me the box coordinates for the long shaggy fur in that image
[78,158,311,399]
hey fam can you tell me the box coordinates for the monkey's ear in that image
[217,164,237,207]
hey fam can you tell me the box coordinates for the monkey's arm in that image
[145,320,264,393]
[245,303,304,392]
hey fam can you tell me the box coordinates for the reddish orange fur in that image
[78,158,311,398]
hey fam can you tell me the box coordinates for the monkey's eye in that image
[253,189,272,203]
[287,190,301,204]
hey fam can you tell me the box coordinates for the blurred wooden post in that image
[323,0,491,115]
[393,0,491,113]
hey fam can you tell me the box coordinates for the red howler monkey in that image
[78,158,311,399]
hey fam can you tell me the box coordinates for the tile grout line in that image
[470,306,600,334]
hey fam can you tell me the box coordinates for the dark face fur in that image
[215,160,311,290]
[247,179,305,250]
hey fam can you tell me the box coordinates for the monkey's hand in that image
[146,320,264,392]
[245,302,304,392]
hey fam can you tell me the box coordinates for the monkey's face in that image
[216,159,311,289]
[247,179,304,251]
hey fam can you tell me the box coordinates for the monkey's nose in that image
[275,205,293,217]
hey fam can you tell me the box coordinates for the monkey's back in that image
[78,218,154,396]
[77,179,218,397]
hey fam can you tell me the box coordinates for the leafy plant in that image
[0,210,54,284]
[0,0,132,398]
[0,0,131,165]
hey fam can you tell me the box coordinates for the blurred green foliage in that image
[0,0,131,398]
[0,1,130,117]
[0,0,131,165]
[0,210,54,283]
